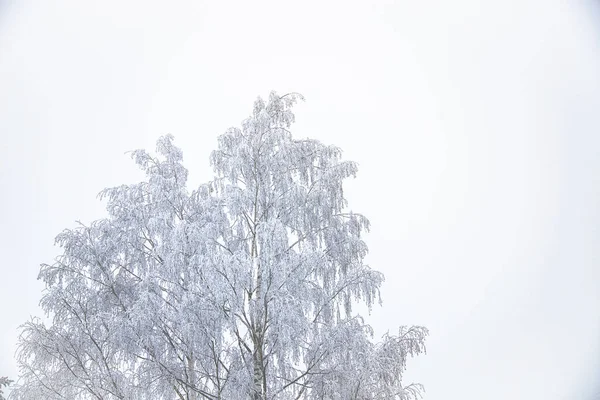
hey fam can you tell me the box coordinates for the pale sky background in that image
[1,1,599,399]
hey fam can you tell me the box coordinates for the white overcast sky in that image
[1,1,599,399]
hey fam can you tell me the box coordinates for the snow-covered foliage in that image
[0,377,12,400]
[11,92,428,400]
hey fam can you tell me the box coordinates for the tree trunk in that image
[187,355,197,400]
[251,254,266,400]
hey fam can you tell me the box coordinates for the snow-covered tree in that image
[12,92,427,400]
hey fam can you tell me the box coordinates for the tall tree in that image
[12,92,427,400]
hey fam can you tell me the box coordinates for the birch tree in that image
[12,92,427,400]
